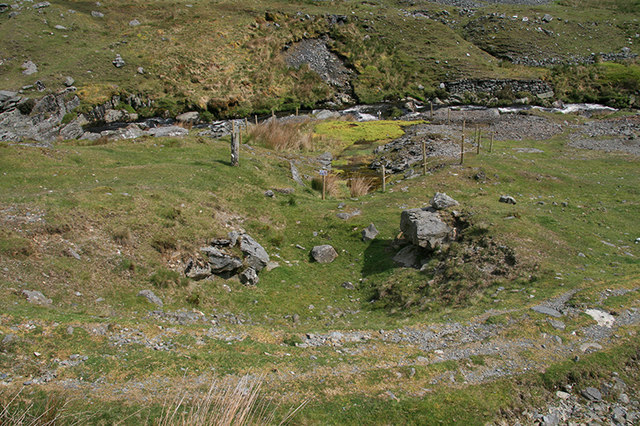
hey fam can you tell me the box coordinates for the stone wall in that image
[444,79,553,96]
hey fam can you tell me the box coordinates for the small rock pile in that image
[184,231,269,285]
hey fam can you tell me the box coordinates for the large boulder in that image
[21,290,52,306]
[400,208,453,249]
[239,234,269,272]
[176,111,199,124]
[311,245,338,263]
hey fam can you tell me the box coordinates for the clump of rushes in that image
[248,119,314,151]
[348,175,374,197]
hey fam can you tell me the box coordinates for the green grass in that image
[1,111,639,422]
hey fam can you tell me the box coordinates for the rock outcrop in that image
[400,208,454,250]
[184,232,269,285]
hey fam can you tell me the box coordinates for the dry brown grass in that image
[348,175,374,197]
[0,388,79,425]
[312,173,340,198]
[158,375,307,426]
[248,119,313,151]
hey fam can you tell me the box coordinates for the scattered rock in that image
[581,387,602,402]
[66,326,74,335]
[336,209,361,220]
[290,161,305,186]
[112,54,125,68]
[129,19,140,26]
[35,80,46,92]
[431,192,459,210]
[547,319,566,330]
[400,208,453,249]
[264,190,275,198]
[137,289,163,307]
[33,2,50,9]
[362,223,379,242]
[21,61,38,75]
[91,11,104,18]
[542,14,553,22]
[64,76,75,87]
[311,245,338,263]
[239,268,259,286]
[137,67,145,74]
[65,247,81,260]
[21,290,52,306]
[499,195,517,205]
[341,281,355,290]
[580,342,603,353]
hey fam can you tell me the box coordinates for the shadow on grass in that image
[362,239,397,278]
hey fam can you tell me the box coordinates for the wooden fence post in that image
[460,133,465,165]
[490,134,494,153]
[447,108,450,125]
[476,125,480,154]
[422,141,427,175]
[381,165,386,193]
[430,102,433,120]
[254,115,258,126]
[230,123,239,167]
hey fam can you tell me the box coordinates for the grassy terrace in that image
[1,111,639,422]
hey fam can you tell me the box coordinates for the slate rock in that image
[21,290,52,306]
[239,234,269,272]
[362,223,378,241]
[431,192,459,210]
[311,245,338,263]
[35,80,46,92]
[64,76,75,87]
[531,305,563,318]
[22,61,38,75]
[264,189,275,197]
[239,267,259,286]
[400,208,453,249]
[137,289,163,307]
[137,67,145,74]
[542,14,553,22]
[91,11,104,18]
[129,19,140,26]
[33,2,50,9]
[581,387,602,402]
[499,195,517,205]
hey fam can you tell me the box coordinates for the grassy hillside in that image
[1,0,638,116]
[1,110,639,422]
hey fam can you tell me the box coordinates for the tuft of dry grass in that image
[348,175,374,197]
[158,375,308,426]
[0,388,81,425]
[248,119,313,151]
[311,173,340,198]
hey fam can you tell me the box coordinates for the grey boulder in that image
[184,259,212,280]
[21,61,38,75]
[112,54,125,68]
[176,111,199,124]
[431,192,459,210]
[311,245,338,263]
[400,208,453,249]
[393,245,422,268]
[200,246,243,275]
